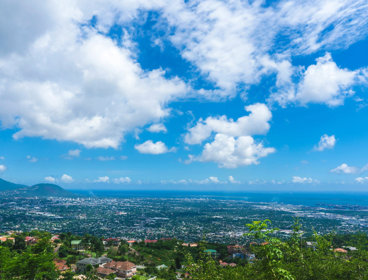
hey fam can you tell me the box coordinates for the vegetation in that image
[185,219,368,280]
[1,220,368,279]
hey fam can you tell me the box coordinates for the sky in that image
[0,0,368,191]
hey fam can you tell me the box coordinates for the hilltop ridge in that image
[0,178,75,197]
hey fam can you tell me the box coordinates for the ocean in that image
[71,190,368,207]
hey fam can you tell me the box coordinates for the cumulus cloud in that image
[314,134,336,151]
[61,174,73,183]
[135,140,173,154]
[68,149,81,157]
[0,1,187,149]
[113,177,132,184]
[228,176,240,184]
[185,103,274,168]
[147,123,167,133]
[0,0,367,154]
[0,165,6,172]
[44,176,56,183]
[269,53,364,107]
[0,0,366,150]
[356,176,368,183]
[161,176,226,184]
[166,0,368,97]
[97,156,115,161]
[331,163,358,174]
[185,103,271,145]
[26,155,38,163]
[295,53,358,106]
[94,176,110,183]
[292,176,318,184]
[199,134,275,168]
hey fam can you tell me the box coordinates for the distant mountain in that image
[0,178,76,197]
[0,178,27,191]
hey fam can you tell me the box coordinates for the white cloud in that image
[295,53,358,106]
[161,176,226,184]
[97,156,115,161]
[165,0,368,97]
[331,163,358,174]
[135,140,173,154]
[68,149,81,157]
[113,177,132,184]
[147,123,167,133]
[61,174,73,183]
[356,176,368,183]
[292,176,318,184]
[199,134,275,168]
[120,155,128,160]
[185,103,274,168]
[0,1,187,149]
[0,165,6,172]
[94,176,110,183]
[198,176,220,184]
[185,103,272,145]
[44,176,56,183]
[314,134,336,151]
[26,155,38,163]
[228,176,240,184]
[0,0,367,150]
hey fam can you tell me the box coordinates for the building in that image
[76,257,112,272]
[54,259,69,272]
[144,239,158,244]
[0,236,15,244]
[204,249,218,258]
[25,236,37,244]
[96,267,115,278]
[334,248,348,253]
[156,264,168,270]
[51,235,60,242]
[103,261,137,278]
[71,240,83,250]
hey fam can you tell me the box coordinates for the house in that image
[156,264,168,270]
[227,245,246,258]
[25,236,37,244]
[227,245,245,254]
[103,238,120,246]
[204,249,218,258]
[96,267,115,278]
[144,239,158,244]
[0,236,15,244]
[334,248,348,254]
[104,261,137,278]
[345,246,357,251]
[76,257,112,272]
[51,235,60,242]
[219,260,228,267]
[71,240,82,250]
[127,240,136,246]
[54,259,69,272]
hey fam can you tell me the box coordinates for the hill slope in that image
[0,178,27,191]
[0,178,75,197]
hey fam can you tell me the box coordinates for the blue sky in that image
[0,0,368,191]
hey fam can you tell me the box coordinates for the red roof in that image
[104,261,136,271]
[96,267,115,276]
[144,239,158,243]
[54,259,69,271]
[334,248,348,253]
